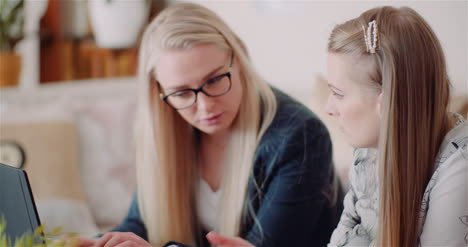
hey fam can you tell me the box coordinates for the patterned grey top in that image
[329,113,468,246]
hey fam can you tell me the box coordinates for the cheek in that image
[225,74,243,112]
[339,99,381,147]
[177,108,197,125]
[233,78,243,106]
[339,102,367,129]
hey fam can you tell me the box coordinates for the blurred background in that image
[0,0,466,237]
[1,0,466,96]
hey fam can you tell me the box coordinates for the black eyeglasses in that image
[160,53,234,110]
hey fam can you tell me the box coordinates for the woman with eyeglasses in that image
[75,2,343,247]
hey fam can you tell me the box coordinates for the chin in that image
[197,125,227,135]
[349,139,378,149]
[345,136,368,149]
[343,130,378,149]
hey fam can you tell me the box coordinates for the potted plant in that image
[0,216,80,247]
[88,0,151,49]
[0,0,24,50]
[0,0,24,87]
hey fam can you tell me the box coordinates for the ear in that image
[376,92,383,118]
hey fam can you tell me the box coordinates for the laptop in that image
[0,162,43,243]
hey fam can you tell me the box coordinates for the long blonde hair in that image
[134,3,277,246]
[328,6,451,246]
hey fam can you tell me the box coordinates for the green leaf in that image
[65,233,78,238]
[0,216,6,234]
[50,227,63,236]
[0,0,24,51]
[34,226,44,236]
[0,214,83,247]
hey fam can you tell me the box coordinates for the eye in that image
[207,75,224,85]
[331,90,344,99]
[171,90,191,98]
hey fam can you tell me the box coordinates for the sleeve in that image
[244,117,336,247]
[419,148,468,246]
[110,192,148,241]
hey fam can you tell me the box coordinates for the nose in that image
[325,94,337,117]
[196,92,215,111]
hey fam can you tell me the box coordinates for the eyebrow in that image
[327,83,344,93]
[164,64,225,91]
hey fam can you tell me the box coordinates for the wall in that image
[16,0,467,102]
[185,0,467,104]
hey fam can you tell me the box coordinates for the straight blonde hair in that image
[328,6,451,246]
[134,3,277,246]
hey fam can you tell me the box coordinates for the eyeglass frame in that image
[159,53,235,110]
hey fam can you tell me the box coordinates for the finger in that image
[206,232,253,246]
[70,237,95,247]
[94,233,117,247]
[119,232,150,246]
[61,236,95,247]
[103,234,128,247]
[102,232,149,247]
[206,231,233,245]
[114,240,140,247]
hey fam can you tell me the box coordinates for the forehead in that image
[155,44,228,88]
[327,52,375,88]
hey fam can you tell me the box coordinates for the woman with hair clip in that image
[211,5,468,247]
[323,6,468,247]
[75,2,343,247]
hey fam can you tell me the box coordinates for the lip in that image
[202,113,224,125]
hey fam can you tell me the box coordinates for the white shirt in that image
[196,177,222,232]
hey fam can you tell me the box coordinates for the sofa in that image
[0,78,137,237]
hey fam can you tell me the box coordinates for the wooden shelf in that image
[78,40,138,79]
[38,0,166,83]
[40,39,138,83]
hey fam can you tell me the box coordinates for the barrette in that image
[362,20,378,53]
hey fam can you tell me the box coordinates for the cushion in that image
[72,96,136,228]
[0,101,98,236]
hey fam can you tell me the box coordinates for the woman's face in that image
[155,44,243,136]
[325,52,382,148]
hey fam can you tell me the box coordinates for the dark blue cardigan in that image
[111,88,344,247]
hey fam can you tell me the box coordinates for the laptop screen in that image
[0,163,42,241]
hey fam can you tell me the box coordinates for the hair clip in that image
[362,20,378,53]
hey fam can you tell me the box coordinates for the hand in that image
[206,232,254,247]
[58,236,94,247]
[72,232,151,247]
